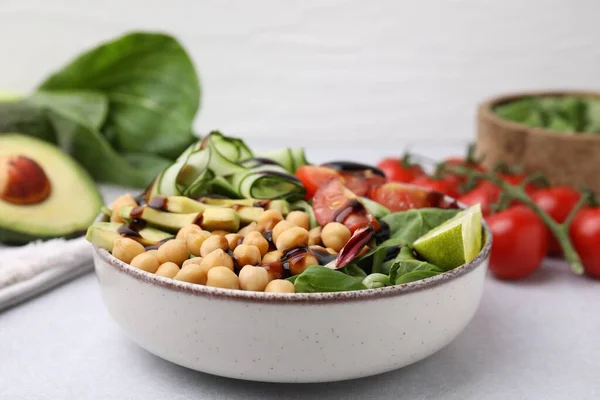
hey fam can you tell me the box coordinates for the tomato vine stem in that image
[448,167,586,275]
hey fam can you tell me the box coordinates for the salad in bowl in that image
[88,131,490,382]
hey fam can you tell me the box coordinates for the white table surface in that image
[1,145,599,399]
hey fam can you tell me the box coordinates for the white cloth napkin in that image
[0,185,127,312]
[0,237,94,311]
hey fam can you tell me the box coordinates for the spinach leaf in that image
[381,208,460,246]
[389,247,443,283]
[396,270,441,284]
[359,196,390,219]
[340,264,367,280]
[0,32,201,187]
[362,273,390,289]
[39,32,200,159]
[294,266,367,293]
[29,91,163,186]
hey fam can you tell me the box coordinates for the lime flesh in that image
[412,204,483,271]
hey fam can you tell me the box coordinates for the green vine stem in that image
[448,167,587,275]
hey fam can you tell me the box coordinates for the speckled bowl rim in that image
[480,89,600,141]
[93,211,492,304]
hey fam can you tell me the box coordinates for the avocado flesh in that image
[162,196,207,213]
[202,208,241,232]
[0,134,103,244]
[236,207,264,224]
[119,206,200,232]
[200,198,289,215]
[86,222,173,251]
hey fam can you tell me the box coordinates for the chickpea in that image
[289,253,318,276]
[200,235,229,257]
[207,266,240,289]
[243,231,269,256]
[174,262,210,285]
[112,238,145,264]
[200,248,234,271]
[233,244,261,266]
[272,220,294,243]
[211,230,230,236]
[257,209,284,232]
[182,257,203,268]
[155,262,180,278]
[186,230,211,256]
[264,279,295,293]
[326,248,338,255]
[308,226,322,246]
[286,211,309,230]
[176,224,202,240]
[262,250,283,264]
[321,222,351,252]
[130,252,160,273]
[225,233,243,250]
[275,227,309,251]
[238,222,258,236]
[110,193,137,223]
[157,239,189,266]
[146,249,159,257]
[239,265,269,291]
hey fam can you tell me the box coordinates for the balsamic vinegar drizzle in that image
[147,195,168,210]
[321,161,385,177]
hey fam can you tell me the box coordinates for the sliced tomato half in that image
[312,179,378,232]
[295,166,342,199]
[369,182,457,212]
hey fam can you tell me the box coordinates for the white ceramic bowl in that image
[93,223,491,383]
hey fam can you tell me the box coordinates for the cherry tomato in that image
[410,175,460,199]
[376,158,425,183]
[369,182,453,212]
[531,186,581,255]
[457,181,500,216]
[569,207,600,279]
[487,206,548,280]
[312,179,377,232]
[295,166,341,199]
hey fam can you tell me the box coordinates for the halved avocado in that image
[0,134,102,244]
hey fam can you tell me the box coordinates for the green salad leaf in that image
[294,266,367,293]
[0,32,201,187]
[495,95,600,135]
[389,247,444,284]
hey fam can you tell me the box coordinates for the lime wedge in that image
[412,204,483,271]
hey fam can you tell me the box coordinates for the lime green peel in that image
[412,204,483,271]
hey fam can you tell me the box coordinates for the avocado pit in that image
[0,155,51,205]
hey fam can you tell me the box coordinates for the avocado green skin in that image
[0,227,86,245]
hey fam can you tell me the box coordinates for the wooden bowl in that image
[475,91,600,194]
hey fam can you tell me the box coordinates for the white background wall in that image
[1,0,600,150]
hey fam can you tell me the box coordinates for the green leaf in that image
[39,32,200,159]
[494,98,536,123]
[294,266,367,293]
[340,264,367,280]
[585,99,600,134]
[396,270,441,284]
[0,101,55,142]
[389,247,443,283]
[29,91,158,186]
[381,208,460,246]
